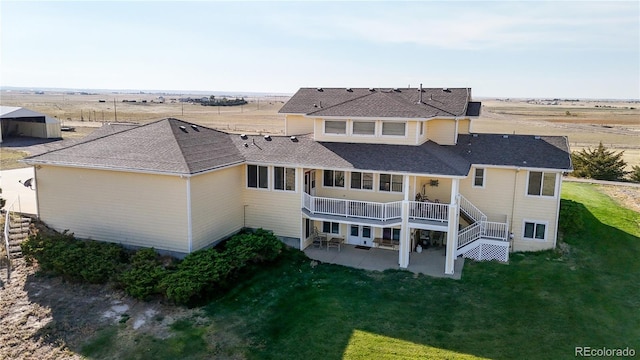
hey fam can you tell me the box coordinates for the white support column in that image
[445,179,460,275]
[399,174,410,268]
[298,167,305,250]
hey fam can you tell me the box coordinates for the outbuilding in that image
[0,106,62,143]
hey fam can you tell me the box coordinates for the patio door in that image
[349,225,372,246]
[304,170,316,195]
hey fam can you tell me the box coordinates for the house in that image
[0,106,62,143]
[23,87,572,275]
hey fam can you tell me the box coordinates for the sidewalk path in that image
[0,167,37,215]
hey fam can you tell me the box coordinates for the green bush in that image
[21,231,127,284]
[119,248,168,300]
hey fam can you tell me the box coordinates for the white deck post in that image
[399,175,410,268]
[299,167,305,250]
[445,179,460,274]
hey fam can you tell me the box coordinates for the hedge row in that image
[21,228,284,305]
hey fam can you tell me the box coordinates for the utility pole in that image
[114,98,118,122]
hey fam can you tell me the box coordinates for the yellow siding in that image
[37,166,189,253]
[457,119,471,135]
[242,165,302,238]
[190,166,244,251]
[511,171,561,252]
[459,167,561,252]
[415,177,452,203]
[285,114,314,136]
[427,119,457,145]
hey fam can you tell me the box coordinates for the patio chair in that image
[311,227,325,248]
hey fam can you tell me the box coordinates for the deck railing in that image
[458,194,487,224]
[408,201,449,222]
[482,221,509,241]
[303,193,402,221]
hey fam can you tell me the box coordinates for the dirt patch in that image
[0,257,197,359]
[598,185,640,213]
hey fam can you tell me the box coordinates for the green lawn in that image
[82,183,640,359]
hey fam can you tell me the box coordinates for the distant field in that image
[2,92,638,168]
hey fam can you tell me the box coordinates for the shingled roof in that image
[25,118,245,175]
[279,87,473,118]
[450,134,572,170]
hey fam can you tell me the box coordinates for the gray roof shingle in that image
[26,118,245,175]
[279,87,472,118]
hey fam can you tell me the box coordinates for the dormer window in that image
[382,122,406,136]
[324,120,346,135]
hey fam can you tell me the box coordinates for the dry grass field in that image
[1,91,639,168]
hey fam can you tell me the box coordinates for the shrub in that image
[630,165,640,183]
[21,232,127,284]
[119,248,168,300]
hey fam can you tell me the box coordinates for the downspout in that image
[186,177,193,253]
[510,168,519,248]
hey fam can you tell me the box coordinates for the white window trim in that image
[273,166,297,192]
[246,164,270,191]
[351,121,377,137]
[472,167,486,188]
[323,120,347,136]
[323,221,341,235]
[381,122,407,137]
[322,169,346,188]
[522,219,549,242]
[525,171,558,198]
[349,171,375,192]
[378,173,404,193]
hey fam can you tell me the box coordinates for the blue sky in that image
[1,1,638,99]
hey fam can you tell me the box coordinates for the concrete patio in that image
[304,244,464,279]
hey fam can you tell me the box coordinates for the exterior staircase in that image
[456,195,510,262]
[6,215,31,258]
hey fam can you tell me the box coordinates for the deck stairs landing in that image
[456,195,509,262]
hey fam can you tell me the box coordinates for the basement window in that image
[523,221,547,241]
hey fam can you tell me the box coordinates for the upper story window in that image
[473,168,485,188]
[324,120,346,135]
[323,170,345,188]
[352,121,376,135]
[274,167,296,191]
[527,171,556,197]
[382,122,406,136]
[379,173,403,192]
[350,172,373,190]
[247,165,268,189]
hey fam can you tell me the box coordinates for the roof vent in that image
[346,88,352,92]
[179,126,188,133]
[243,143,249,147]
[313,103,318,108]
[534,135,541,140]
[472,133,478,137]
[442,87,450,92]
[369,88,375,92]
[290,136,298,142]
[264,135,272,141]
[503,135,509,139]
[240,134,248,140]
[191,124,199,131]
[429,94,433,101]
[393,88,400,92]
[316,87,323,92]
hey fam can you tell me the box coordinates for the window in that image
[379,173,403,192]
[322,221,340,234]
[523,221,547,240]
[323,170,345,187]
[247,165,268,189]
[382,122,406,136]
[383,228,401,240]
[527,171,556,196]
[473,168,485,187]
[324,120,346,135]
[274,167,295,191]
[353,121,375,135]
[350,172,373,190]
